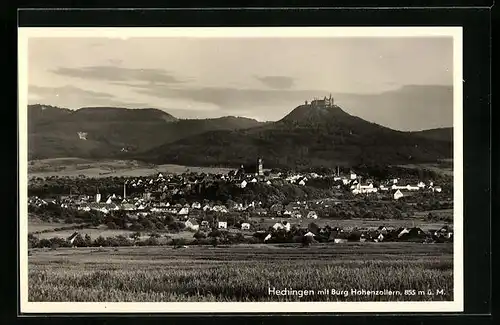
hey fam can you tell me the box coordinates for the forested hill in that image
[138,102,453,169]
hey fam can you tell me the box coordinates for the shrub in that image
[28,234,39,249]
[106,221,117,229]
[193,232,206,240]
[38,238,51,248]
[171,238,186,247]
[93,236,108,247]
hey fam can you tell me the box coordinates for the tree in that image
[28,234,40,249]
[193,232,206,240]
[106,221,117,229]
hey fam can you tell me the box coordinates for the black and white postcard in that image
[18,27,463,313]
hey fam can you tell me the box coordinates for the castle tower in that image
[257,158,263,176]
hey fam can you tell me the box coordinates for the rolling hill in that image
[410,128,453,142]
[28,105,263,160]
[138,102,453,169]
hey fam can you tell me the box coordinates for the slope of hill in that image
[139,103,453,169]
[410,127,453,142]
[28,105,263,160]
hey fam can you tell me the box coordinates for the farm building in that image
[306,211,318,219]
[185,218,200,231]
[328,230,348,244]
[272,222,284,231]
[304,231,316,237]
[394,189,404,200]
[67,231,79,244]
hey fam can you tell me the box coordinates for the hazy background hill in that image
[137,103,453,169]
[28,105,263,160]
[409,128,453,142]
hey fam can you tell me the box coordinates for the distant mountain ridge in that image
[28,103,452,168]
[28,105,263,160]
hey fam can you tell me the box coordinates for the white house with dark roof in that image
[394,189,404,200]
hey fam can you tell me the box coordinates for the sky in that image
[27,36,454,131]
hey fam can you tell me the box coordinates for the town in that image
[28,158,453,249]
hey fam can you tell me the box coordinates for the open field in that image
[28,243,453,302]
[397,162,453,177]
[28,158,237,178]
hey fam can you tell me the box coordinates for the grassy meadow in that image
[28,158,236,178]
[28,243,453,302]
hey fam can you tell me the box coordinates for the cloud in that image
[28,84,148,109]
[255,76,295,89]
[29,85,115,99]
[50,66,185,84]
[125,83,326,109]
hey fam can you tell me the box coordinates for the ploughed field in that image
[28,243,453,302]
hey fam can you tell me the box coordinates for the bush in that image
[38,238,51,248]
[93,236,108,247]
[106,221,117,229]
[193,232,206,240]
[171,238,187,247]
[28,234,39,249]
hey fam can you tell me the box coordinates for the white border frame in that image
[18,26,463,314]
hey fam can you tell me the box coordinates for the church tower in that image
[257,158,263,176]
[95,187,101,203]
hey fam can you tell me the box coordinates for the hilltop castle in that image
[305,93,335,107]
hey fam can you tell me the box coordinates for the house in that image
[394,189,404,200]
[328,230,348,244]
[238,180,248,188]
[218,221,227,229]
[191,202,201,209]
[121,203,136,211]
[185,218,200,231]
[213,205,229,213]
[377,226,388,234]
[291,211,302,219]
[250,178,258,183]
[177,207,189,215]
[254,208,267,215]
[201,220,210,228]
[67,232,79,244]
[282,221,291,232]
[264,233,272,241]
[304,231,316,237]
[272,222,284,231]
[397,227,410,238]
[433,186,442,193]
[241,222,251,230]
[306,211,318,219]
